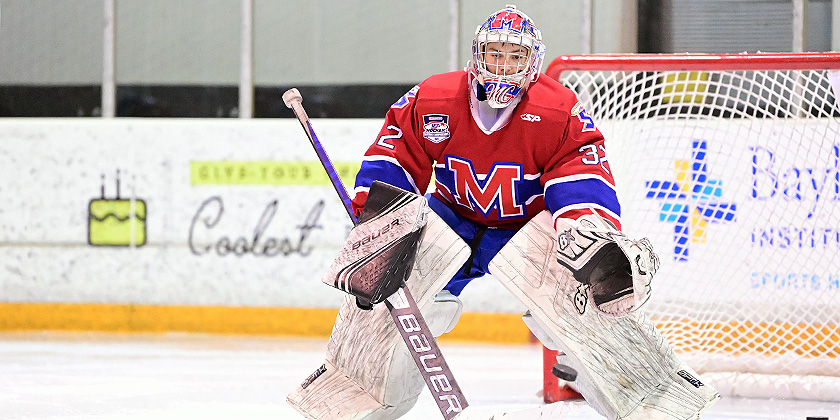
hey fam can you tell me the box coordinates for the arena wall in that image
[0,119,531,343]
[4,117,835,343]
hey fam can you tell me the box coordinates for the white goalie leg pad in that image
[287,210,470,420]
[288,360,384,420]
[488,211,720,420]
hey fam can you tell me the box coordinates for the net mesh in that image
[547,54,840,400]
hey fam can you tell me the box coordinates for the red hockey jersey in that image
[351,70,621,231]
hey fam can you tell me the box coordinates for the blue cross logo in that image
[644,140,737,261]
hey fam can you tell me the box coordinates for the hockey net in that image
[543,52,840,402]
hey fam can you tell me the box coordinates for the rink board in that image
[0,118,837,342]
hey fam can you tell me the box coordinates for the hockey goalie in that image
[287,4,719,419]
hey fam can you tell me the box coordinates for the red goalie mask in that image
[470,5,545,108]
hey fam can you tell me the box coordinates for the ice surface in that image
[0,332,838,420]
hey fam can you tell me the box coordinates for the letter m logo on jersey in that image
[445,156,524,218]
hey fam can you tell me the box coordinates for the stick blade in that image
[282,88,302,108]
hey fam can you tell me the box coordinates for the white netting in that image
[552,54,840,401]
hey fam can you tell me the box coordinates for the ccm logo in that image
[397,313,464,414]
[300,364,327,390]
[677,369,704,388]
[521,113,541,122]
[351,219,401,250]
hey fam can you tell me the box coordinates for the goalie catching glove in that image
[555,214,659,317]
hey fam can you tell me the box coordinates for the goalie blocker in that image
[321,181,427,310]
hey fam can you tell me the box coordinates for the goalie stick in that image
[283,88,355,223]
[283,88,469,419]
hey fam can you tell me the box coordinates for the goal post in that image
[543,52,840,402]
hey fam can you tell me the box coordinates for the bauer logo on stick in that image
[392,302,464,415]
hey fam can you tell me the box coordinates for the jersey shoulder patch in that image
[391,85,419,109]
[570,101,597,132]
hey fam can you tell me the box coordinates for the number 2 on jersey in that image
[376,125,403,150]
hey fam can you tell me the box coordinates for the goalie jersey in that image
[351,70,621,231]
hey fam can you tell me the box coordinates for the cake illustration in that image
[88,170,147,247]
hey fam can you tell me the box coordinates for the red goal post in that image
[542,52,840,402]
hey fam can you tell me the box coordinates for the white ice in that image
[1,332,838,420]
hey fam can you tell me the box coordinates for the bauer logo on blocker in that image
[423,114,451,143]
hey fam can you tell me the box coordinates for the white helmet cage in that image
[470,4,545,108]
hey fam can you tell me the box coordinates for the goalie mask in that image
[470,4,545,108]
